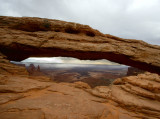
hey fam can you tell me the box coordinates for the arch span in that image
[0,16,160,74]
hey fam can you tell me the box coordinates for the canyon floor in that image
[22,62,128,88]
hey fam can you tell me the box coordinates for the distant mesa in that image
[37,65,40,72]
[27,64,43,76]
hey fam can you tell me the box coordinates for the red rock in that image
[0,16,160,119]
[109,73,160,118]
[0,16,160,74]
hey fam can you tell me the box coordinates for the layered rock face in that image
[0,52,28,75]
[0,16,160,74]
[0,71,160,118]
[112,72,160,118]
[88,72,160,119]
[0,16,160,119]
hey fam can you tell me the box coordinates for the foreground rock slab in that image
[88,72,160,119]
[0,73,160,119]
[0,16,160,74]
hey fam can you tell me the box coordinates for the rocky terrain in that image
[0,16,160,119]
[23,63,127,88]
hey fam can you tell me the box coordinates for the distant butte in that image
[0,16,160,74]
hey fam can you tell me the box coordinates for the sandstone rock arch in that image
[0,16,160,74]
[0,16,160,119]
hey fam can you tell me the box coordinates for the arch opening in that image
[11,57,144,88]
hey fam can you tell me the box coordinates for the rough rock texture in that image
[0,16,160,119]
[112,72,160,118]
[0,72,160,118]
[0,52,28,75]
[89,72,160,119]
[1,73,159,119]
[0,16,160,74]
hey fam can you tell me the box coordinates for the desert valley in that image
[13,61,129,88]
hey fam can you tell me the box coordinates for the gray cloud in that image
[22,57,120,65]
[0,0,160,45]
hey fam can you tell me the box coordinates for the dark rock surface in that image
[127,67,145,76]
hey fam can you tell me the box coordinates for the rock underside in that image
[0,16,160,74]
[0,16,160,119]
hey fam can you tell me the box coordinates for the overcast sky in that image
[0,0,160,45]
[22,57,120,65]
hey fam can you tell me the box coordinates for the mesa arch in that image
[0,16,160,74]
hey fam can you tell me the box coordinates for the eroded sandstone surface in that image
[1,72,160,119]
[0,16,160,74]
[0,16,160,119]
